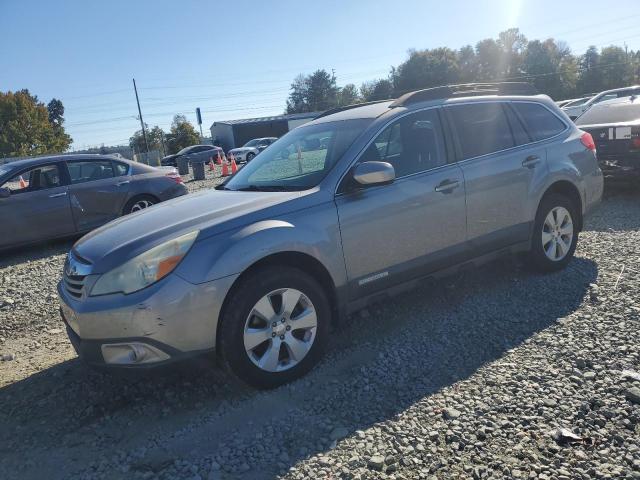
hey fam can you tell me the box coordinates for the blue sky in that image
[2,0,640,150]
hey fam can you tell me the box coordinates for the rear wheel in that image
[525,193,578,272]
[218,266,330,388]
[123,195,157,215]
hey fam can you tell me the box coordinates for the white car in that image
[228,137,278,164]
[564,86,640,120]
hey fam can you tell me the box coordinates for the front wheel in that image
[245,152,255,163]
[218,266,330,388]
[525,193,578,272]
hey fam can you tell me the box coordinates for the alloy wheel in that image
[541,206,573,261]
[130,199,154,212]
[243,288,317,372]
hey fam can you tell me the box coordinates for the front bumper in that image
[58,272,238,368]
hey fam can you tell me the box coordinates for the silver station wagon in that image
[58,83,603,388]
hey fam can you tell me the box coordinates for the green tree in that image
[394,48,459,94]
[360,79,394,101]
[0,89,71,157]
[285,69,339,113]
[166,115,199,154]
[498,28,528,78]
[458,45,478,83]
[475,39,504,81]
[129,124,166,154]
[338,83,360,105]
[599,46,633,90]
[577,46,603,95]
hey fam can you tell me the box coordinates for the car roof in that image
[0,154,132,171]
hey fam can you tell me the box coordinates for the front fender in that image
[173,204,347,289]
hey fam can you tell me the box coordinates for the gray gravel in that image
[0,185,639,480]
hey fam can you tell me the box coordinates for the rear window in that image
[512,102,566,142]
[447,103,514,159]
[576,101,640,126]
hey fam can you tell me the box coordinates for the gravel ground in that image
[0,181,639,480]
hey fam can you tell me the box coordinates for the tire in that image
[525,193,579,272]
[218,266,330,389]
[123,195,157,215]
[245,152,255,163]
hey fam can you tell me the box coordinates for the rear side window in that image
[114,162,129,176]
[359,109,446,177]
[68,160,115,184]
[512,102,566,141]
[447,103,514,159]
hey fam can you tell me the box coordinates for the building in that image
[210,111,321,151]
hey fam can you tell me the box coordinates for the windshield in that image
[222,119,371,191]
[0,164,12,178]
[565,97,590,107]
[576,99,640,125]
[243,139,260,147]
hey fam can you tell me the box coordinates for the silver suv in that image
[58,83,603,388]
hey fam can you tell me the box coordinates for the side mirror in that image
[352,161,395,187]
[0,187,10,199]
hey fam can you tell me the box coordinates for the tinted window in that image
[359,109,446,177]
[114,162,129,176]
[512,102,566,142]
[68,160,114,184]
[447,103,514,159]
[2,164,62,194]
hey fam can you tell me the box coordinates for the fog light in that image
[101,343,170,365]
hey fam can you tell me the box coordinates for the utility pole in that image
[133,78,149,153]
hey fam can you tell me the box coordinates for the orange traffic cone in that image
[19,176,27,188]
[221,161,229,177]
[209,158,215,171]
[231,158,238,174]
[216,152,222,165]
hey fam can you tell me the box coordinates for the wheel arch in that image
[538,180,583,231]
[216,251,340,352]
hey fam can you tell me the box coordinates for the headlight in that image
[90,231,199,296]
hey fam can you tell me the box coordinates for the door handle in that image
[49,192,67,198]
[116,180,130,186]
[522,155,541,168]
[434,179,460,193]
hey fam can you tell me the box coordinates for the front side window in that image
[223,119,371,191]
[67,160,115,184]
[243,139,260,147]
[1,164,62,194]
[512,102,566,142]
[358,109,446,177]
[447,103,515,159]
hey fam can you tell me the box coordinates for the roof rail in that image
[389,82,538,108]
[313,99,392,120]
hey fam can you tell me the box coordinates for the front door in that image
[66,159,130,231]
[0,163,75,248]
[336,108,467,300]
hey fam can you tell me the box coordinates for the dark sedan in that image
[576,95,640,180]
[160,144,223,167]
[0,154,188,250]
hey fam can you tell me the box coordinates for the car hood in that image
[230,147,255,153]
[162,154,179,160]
[73,189,302,274]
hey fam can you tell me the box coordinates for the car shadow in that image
[0,238,75,268]
[0,254,598,479]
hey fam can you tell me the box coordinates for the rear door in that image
[65,159,130,232]
[445,101,547,253]
[0,163,75,248]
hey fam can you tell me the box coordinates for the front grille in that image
[63,251,92,299]
[63,273,86,298]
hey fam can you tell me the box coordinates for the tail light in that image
[580,132,596,151]
[166,172,183,184]
[632,137,640,150]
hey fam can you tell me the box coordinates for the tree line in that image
[285,28,640,114]
[128,114,200,156]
